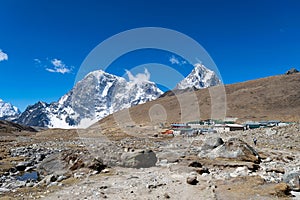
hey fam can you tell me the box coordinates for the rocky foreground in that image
[0,124,299,199]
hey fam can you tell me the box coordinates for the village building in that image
[213,124,244,133]
[244,122,261,129]
[171,123,190,129]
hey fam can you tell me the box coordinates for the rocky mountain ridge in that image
[16,70,164,128]
[15,64,219,128]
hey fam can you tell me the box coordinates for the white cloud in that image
[34,58,41,63]
[45,58,72,74]
[169,55,187,66]
[126,68,151,83]
[0,50,8,62]
[51,58,64,68]
[169,55,180,65]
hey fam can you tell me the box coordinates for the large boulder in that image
[283,171,300,191]
[199,138,260,163]
[88,141,158,168]
[37,153,68,176]
[200,136,224,152]
[121,150,157,168]
[37,150,106,177]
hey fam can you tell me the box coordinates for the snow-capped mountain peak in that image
[0,98,21,120]
[15,64,219,128]
[16,69,163,128]
[175,63,221,90]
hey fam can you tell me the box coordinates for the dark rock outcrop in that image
[285,68,299,75]
[15,101,50,127]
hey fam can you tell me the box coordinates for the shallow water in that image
[17,171,38,181]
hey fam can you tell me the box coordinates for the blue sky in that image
[0,0,300,111]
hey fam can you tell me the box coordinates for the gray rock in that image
[156,151,181,164]
[164,193,170,199]
[200,138,260,163]
[283,171,300,191]
[0,187,10,193]
[186,173,198,185]
[230,166,249,177]
[102,169,110,173]
[37,153,68,176]
[195,167,210,175]
[121,150,157,168]
[12,180,26,189]
[285,68,299,75]
[74,172,85,179]
[38,174,58,186]
[200,136,224,152]
[37,150,106,177]
[26,182,35,187]
[56,175,67,182]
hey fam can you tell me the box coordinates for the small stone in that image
[164,193,170,198]
[26,182,35,187]
[187,174,198,185]
[38,174,58,186]
[196,167,210,175]
[102,169,110,173]
[74,173,83,179]
[25,166,35,172]
[91,170,100,175]
[57,175,67,182]
[47,182,58,187]
[264,157,272,162]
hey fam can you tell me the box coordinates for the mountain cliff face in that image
[16,101,51,127]
[0,99,20,120]
[16,70,163,128]
[175,63,221,90]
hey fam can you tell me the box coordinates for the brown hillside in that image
[98,73,300,129]
[0,120,37,136]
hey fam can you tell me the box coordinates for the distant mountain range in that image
[1,64,220,128]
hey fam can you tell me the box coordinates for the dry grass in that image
[97,73,300,130]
